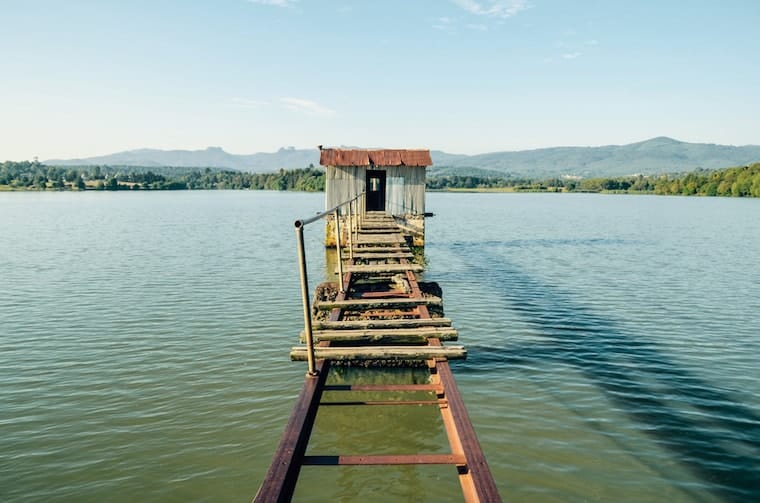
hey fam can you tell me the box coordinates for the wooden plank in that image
[351,246,408,253]
[344,264,424,274]
[253,360,331,503]
[290,345,466,361]
[355,235,405,244]
[349,252,414,259]
[302,454,467,465]
[360,228,400,234]
[314,296,442,310]
[301,327,458,343]
[313,318,452,330]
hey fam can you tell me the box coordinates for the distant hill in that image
[45,137,760,178]
[429,137,760,178]
[46,146,316,172]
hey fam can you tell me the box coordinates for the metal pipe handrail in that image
[293,191,365,376]
[294,191,365,229]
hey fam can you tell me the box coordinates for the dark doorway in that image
[365,170,386,211]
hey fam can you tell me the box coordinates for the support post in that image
[347,200,354,260]
[359,193,365,229]
[334,209,344,293]
[295,222,317,376]
[355,197,360,242]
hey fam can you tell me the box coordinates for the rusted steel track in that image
[255,212,500,502]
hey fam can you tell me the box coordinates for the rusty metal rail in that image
[255,207,500,502]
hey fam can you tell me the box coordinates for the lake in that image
[1,191,759,502]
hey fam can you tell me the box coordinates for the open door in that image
[365,170,386,211]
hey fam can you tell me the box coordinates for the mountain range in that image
[45,137,760,179]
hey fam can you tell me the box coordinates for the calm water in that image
[1,191,759,502]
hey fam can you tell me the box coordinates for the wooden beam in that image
[301,327,458,343]
[314,296,441,310]
[312,318,452,330]
[355,236,405,244]
[349,252,414,259]
[343,264,424,274]
[351,246,408,253]
[290,345,466,361]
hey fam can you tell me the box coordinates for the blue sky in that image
[2,0,759,160]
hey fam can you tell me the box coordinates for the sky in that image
[1,0,759,161]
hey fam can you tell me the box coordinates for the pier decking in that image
[254,210,500,502]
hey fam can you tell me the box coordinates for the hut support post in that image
[347,200,354,260]
[295,223,318,376]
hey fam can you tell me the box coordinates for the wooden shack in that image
[320,148,432,247]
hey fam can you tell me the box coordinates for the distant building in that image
[319,148,432,246]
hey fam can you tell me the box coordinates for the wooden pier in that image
[254,209,500,502]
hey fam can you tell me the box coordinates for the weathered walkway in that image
[254,211,500,502]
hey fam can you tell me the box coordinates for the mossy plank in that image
[290,345,466,361]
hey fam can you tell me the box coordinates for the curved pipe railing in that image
[294,191,365,376]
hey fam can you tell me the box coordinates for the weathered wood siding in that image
[325,166,364,211]
[383,166,425,215]
[325,165,426,215]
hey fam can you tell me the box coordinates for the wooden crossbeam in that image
[312,318,452,330]
[300,327,458,343]
[314,296,441,310]
[350,246,408,253]
[349,252,415,259]
[290,345,466,361]
[343,263,424,274]
[355,236,405,244]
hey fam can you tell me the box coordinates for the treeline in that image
[0,161,324,192]
[3,160,759,197]
[425,163,760,197]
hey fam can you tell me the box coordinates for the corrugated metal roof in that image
[320,148,432,167]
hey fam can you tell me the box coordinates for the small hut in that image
[320,148,432,247]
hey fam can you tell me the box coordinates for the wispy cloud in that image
[433,16,454,31]
[452,0,529,19]
[548,36,598,63]
[466,23,488,31]
[231,97,269,108]
[248,0,297,8]
[280,97,336,116]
